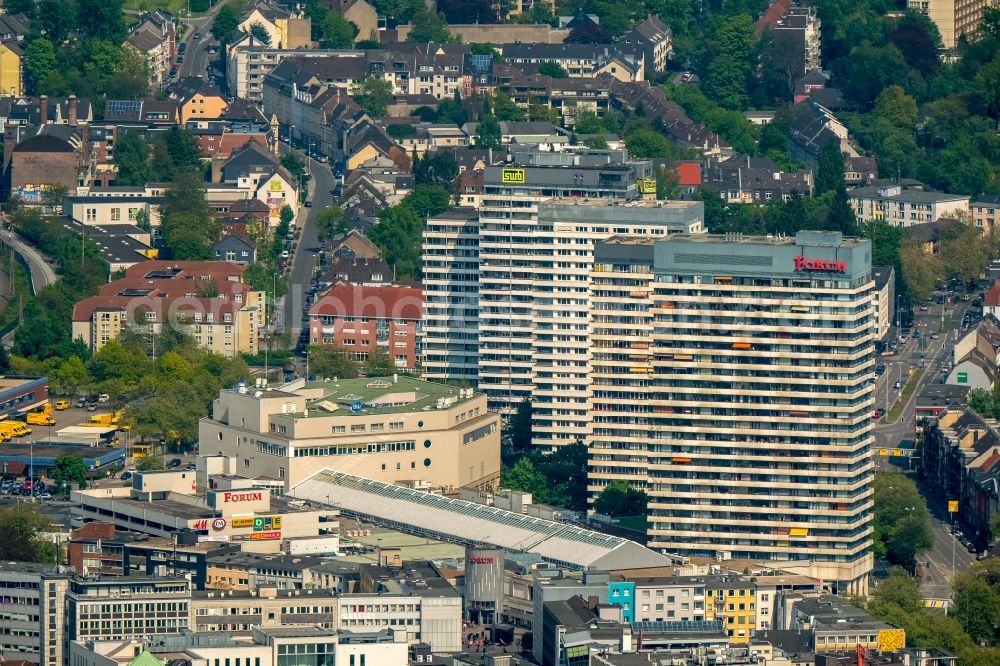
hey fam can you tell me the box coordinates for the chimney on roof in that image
[39,95,48,124]
[69,95,77,127]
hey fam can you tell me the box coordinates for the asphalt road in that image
[920,491,978,600]
[869,291,982,600]
[279,145,335,337]
[176,8,223,82]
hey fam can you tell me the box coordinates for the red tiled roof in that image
[755,0,793,32]
[676,162,701,186]
[309,284,423,321]
[979,450,1000,473]
[73,260,254,321]
[986,281,1000,308]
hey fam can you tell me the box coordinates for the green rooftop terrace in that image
[293,376,478,417]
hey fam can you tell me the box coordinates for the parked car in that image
[281,250,290,259]
[178,43,187,53]
[894,380,902,389]
[54,400,69,410]
[86,403,98,411]
[193,32,201,39]
[75,398,86,408]
[97,393,110,404]
[872,409,884,419]
[177,54,184,63]
[169,458,182,468]
[120,471,133,481]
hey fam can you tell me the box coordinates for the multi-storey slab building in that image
[423,150,706,449]
[588,230,876,592]
[422,209,481,386]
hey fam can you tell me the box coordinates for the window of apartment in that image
[86,208,97,222]
[351,424,365,433]
[332,425,346,434]
[110,208,121,221]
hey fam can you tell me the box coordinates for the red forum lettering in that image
[223,491,263,503]
[795,256,847,273]
[467,556,495,564]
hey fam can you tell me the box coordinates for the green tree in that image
[403,184,452,217]
[162,126,203,173]
[320,11,358,48]
[50,455,89,489]
[280,205,295,227]
[873,470,933,568]
[78,0,125,43]
[594,480,649,517]
[503,457,547,497]
[938,216,993,281]
[704,15,755,110]
[874,85,919,129]
[815,140,845,196]
[625,128,673,158]
[351,76,393,117]
[211,3,241,44]
[414,151,458,187]
[113,131,150,187]
[373,0,425,22]
[952,572,1000,646]
[537,61,568,78]
[308,343,358,379]
[492,93,525,121]
[475,116,501,150]
[0,504,55,563]
[248,22,271,46]
[50,356,91,396]
[3,0,35,15]
[507,399,532,452]
[316,204,347,239]
[137,454,164,471]
[364,349,396,376]
[23,38,58,95]
[407,10,452,43]
[900,239,943,302]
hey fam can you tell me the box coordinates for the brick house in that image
[308,284,424,369]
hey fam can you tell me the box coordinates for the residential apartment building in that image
[498,43,644,81]
[908,0,995,48]
[422,209,480,386]
[476,149,652,418]
[971,194,1000,233]
[849,184,970,226]
[71,261,265,357]
[237,0,312,49]
[920,408,1000,551]
[198,375,500,491]
[307,284,424,369]
[588,230,876,592]
[124,10,176,91]
[872,265,895,340]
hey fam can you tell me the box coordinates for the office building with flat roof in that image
[199,376,500,491]
[588,230,876,592]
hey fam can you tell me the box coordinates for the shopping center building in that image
[588,230,876,592]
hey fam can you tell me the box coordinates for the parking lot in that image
[9,403,121,444]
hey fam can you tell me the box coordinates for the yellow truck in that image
[85,411,123,428]
[0,420,31,438]
[27,412,55,426]
[27,404,55,426]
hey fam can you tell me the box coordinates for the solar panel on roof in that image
[469,54,492,74]
[107,100,141,116]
